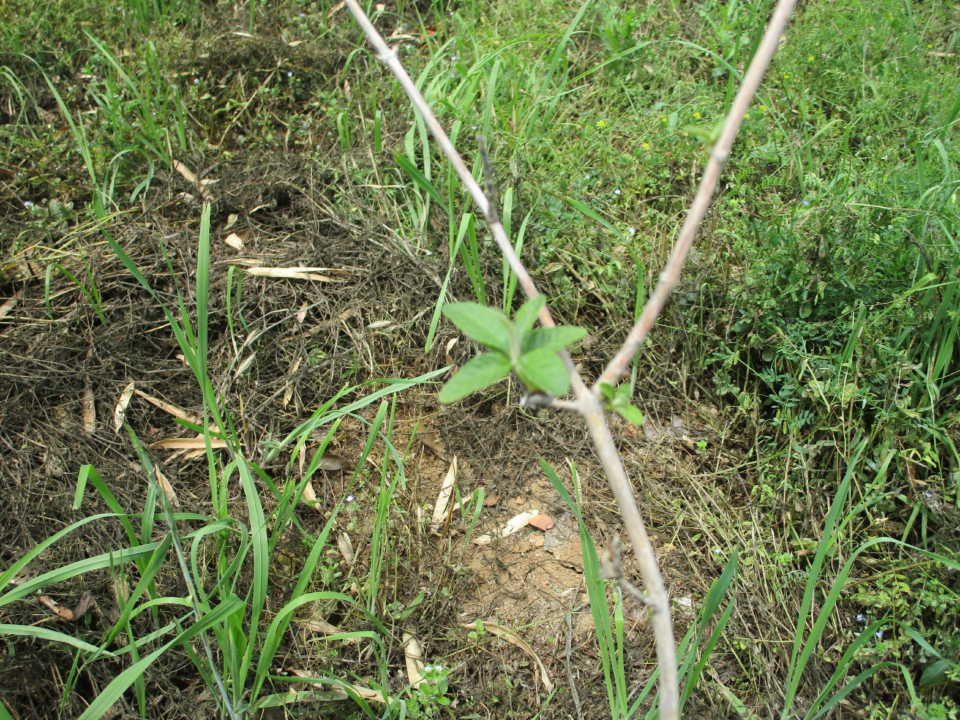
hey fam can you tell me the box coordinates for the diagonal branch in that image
[595,0,798,390]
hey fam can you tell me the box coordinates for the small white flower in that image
[628,227,636,235]
[614,189,621,195]
[193,78,199,84]
[346,495,355,502]
[23,200,33,208]
[287,71,293,77]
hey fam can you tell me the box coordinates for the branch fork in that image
[342,2,796,716]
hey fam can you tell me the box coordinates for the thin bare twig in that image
[343,2,796,718]
[607,534,655,607]
[595,0,798,390]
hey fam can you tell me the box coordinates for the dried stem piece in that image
[343,1,796,717]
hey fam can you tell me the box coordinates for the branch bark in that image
[342,2,796,717]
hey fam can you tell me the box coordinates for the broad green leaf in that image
[920,659,953,686]
[516,348,570,397]
[614,405,645,426]
[513,296,546,337]
[438,353,511,403]
[599,382,616,401]
[523,326,586,353]
[443,302,514,356]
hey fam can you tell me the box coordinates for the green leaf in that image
[614,404,645,426]
[682,118,724,146]
[439,353,511,403]
[513,295,545,337]
[920,659,953,686]
[523,326,586,353]
[516,348,570,397]
[443,302,514,356]
[599,382,616,401]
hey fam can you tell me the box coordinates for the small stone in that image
[513,497,524,506]
[528,514,555,531]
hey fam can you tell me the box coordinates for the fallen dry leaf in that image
[224,232,245,251]
[319,453,347,471]
[444,337,458,367]
[418,430,446,458]
[0,288,23,318]
[172,159,197,184]
[153,466,180,508]
[113,382,135,433]
[74,591,96,617]
[482,494,499,507]
[82,383,96,434]
[282,357,302,407]
[528,514,555,531]
[432,456,458,524]
[133,389,200,424]
[461,621,554,692]
[149,437,228,450]
[39,595,74,621]
[472,510,539,546]
[246,267,342,282]
[300,480,322,512]
[403,632,425,688]
[337,533,355,565]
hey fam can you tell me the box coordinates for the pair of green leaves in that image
[438,297,585,403]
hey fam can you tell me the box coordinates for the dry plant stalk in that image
[343,1,797,716]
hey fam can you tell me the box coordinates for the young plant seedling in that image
[438,296,585,403]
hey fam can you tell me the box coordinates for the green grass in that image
[1,0,959,716]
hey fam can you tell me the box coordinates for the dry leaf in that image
[153,466,180,508]
[337,533,355,565]
[319,453,346,471]
[0,288,23,318]
[39,596,74,621]
[224,232,245,251]
[133,389,200,424]
[149,437,228,450]
[482,494,499,507]
[233,352,257,380]
[302,618,354,639]
[402,632,425,688]
[418,430,446,458]
[246,267,342,282]
[74,591,96,617]
[471,510,538,546]
[300,480,322,512]
[282,357,302,407]
[461,621,554,692]
[224,213,238,230]
[432,457,458,524]
[444,337,458,366]
[172,159,197,184]
[296,302,308,324]
[528,514,555,531]
[113,382,135,433]
[82,383,97,434]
